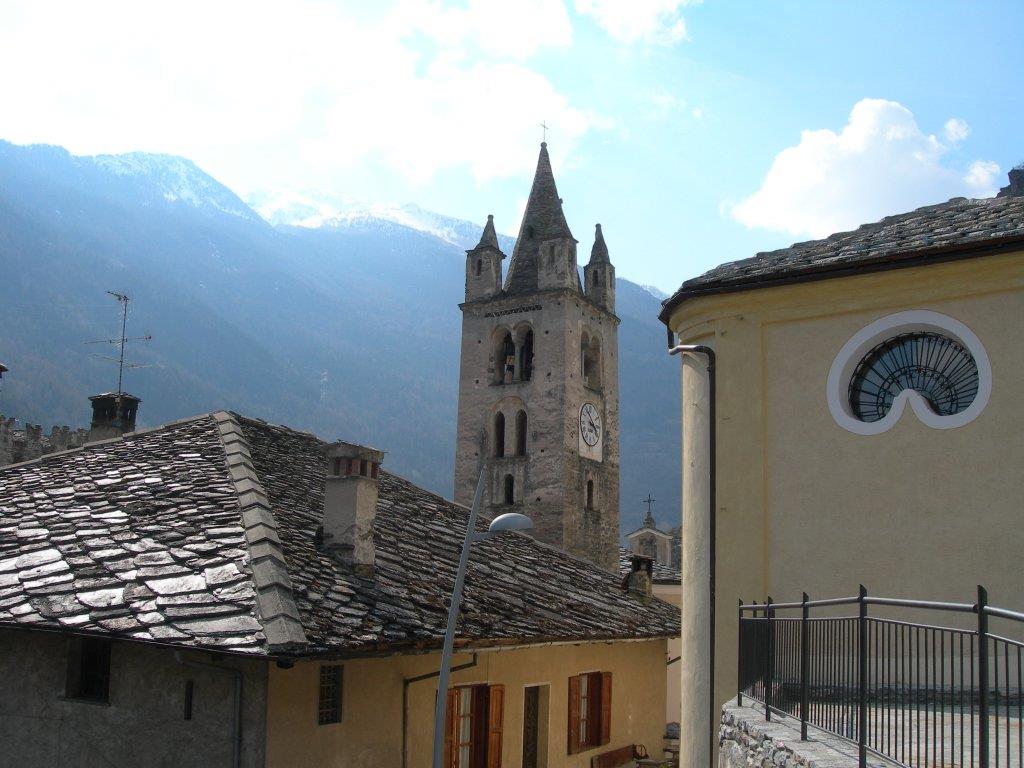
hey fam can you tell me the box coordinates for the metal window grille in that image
[738,587,1023,768]
[317,665,343,725]
[848,332,979,422]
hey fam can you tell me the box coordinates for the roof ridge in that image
[212,411,308,652]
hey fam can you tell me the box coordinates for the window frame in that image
[567,671,611,754]
[444,683,505,768]
[317,664,343,725]
[64,636,112,703]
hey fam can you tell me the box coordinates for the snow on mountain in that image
[640,284,668,301]
[91,152,258,220]
[248,190,515,252]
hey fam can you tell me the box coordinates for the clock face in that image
[580,402,602,447]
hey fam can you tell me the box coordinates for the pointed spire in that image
[505,143,576,294]
[473,214,500,251]
[589,223,610,264]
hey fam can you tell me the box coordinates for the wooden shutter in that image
[567,674,581,754]
[444,688,459,768]
[599,672,612,746]
[486,684,504,768]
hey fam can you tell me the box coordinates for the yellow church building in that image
[660,169,1024,767]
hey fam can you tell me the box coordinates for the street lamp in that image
[431,473,533,768]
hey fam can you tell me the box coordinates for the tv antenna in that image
[85,291,152,394]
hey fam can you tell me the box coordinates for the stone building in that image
[660,169,1024,768]
[0,410,678,767]
[454,143,620,570]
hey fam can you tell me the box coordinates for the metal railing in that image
[738,586,1023,768]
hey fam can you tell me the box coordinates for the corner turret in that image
[465,215,505,301]
[584,223,615,313]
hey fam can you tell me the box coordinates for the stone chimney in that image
[624,553,654,601]
[88,392,141,442]
[997,166,1024,198]
[322,441,385,578]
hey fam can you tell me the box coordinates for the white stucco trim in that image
[826,310,992,435]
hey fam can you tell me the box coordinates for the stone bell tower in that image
[454,143,620,570]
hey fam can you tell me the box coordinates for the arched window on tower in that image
[592,271,600,287]
[519,329,534,381]
[494,412,505,457]
[586,479,595,510]
[494,331,515,383]
[582,334,602,389]
[515,410,527,456]
[503,474,515,505]
[475,258,482,276]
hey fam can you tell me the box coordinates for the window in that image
[848,332,979,422]
[515,410,527,457]
[496,332,516,383]
[444,684,505,768]
[493,412,505,458]
[567,672,611,754]
[519,330,534,381]
[503,475,515,505]
[318,665,343,725]
[475,258,482,276]
[592,271,599,287]
[581,334,601,388]
[65,636,111,702]
[585,480,594,510]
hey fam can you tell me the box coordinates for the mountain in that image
[0,140,680,536]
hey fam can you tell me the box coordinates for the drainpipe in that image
[669,336,716,768]
[402,653,478,768]
[175,651,243,768]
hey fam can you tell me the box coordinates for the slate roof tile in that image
[662,194,1024,318]
[1,412,680,656]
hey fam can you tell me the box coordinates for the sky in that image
[1,0,1022,293]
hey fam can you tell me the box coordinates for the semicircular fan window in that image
[848,332,980,423]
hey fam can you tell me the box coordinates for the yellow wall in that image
[265,639,668,768]
[653,584,681,725]
[665,251,1024,709]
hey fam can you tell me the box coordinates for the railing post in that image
[858,585,867,768]
[765,596,774,722]
[800,592,809,741]
[737,598,743,706]
[978,584,989,768]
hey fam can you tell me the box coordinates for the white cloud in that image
[944,117,970,143]
[0,0,597,192]
[575,0,696,45]
[730,99,1001,239]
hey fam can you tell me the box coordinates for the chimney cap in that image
[89,391,142,404]
[324,440,385,464]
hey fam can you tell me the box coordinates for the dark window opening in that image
[65,637,111,702]
[331,457,342,476]
[592,271,599,287]
[494,412,505,458]
[581,336,601,388]
[444,684,504,768]
[586,480,594,510]
[519,330,534,381]
[318,664,343,725]
[515,411,527,457]
[496,332,515,383]
[184,680,194,720]
[475,258,482,276]
[503,475,515,505]
[526,225,535,239]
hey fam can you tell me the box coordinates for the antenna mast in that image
[85,291,152,395]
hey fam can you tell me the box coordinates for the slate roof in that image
[660,192,1024,322]
[618,548,681,585]
[0,412,679,657]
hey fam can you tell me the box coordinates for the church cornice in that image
[459,287,620,325]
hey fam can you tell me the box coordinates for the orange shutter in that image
[599,672,612,746]
[567,674,581,754]
[486,684,504,768]
[444,688,459,768]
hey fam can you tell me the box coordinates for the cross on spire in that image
[540,121,548,142]
[642,494,656,526]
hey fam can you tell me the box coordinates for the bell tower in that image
[453,143,620,570]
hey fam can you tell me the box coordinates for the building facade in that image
[660,171,1024,768]
[454,143,620,570]
[0,409,677,767]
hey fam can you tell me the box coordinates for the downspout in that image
[669,332,716,768]
[402,653,478,768]
[175,651,243,768]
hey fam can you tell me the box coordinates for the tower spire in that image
[505,143,575,294]
[589,223,610,264]
[476,214,500,250]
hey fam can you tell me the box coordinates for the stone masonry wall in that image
[0,416,88,468]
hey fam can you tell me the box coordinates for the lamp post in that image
[431,473,533,768]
